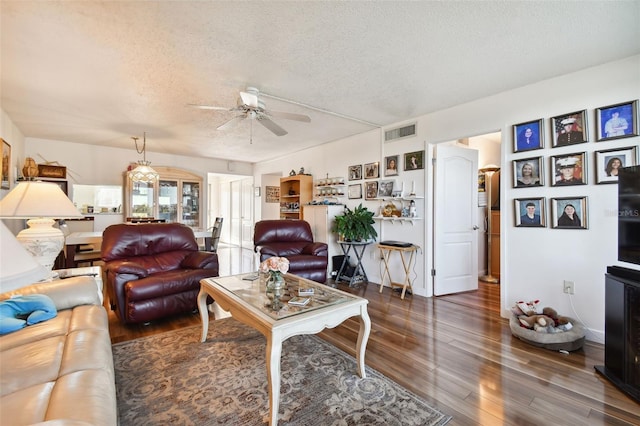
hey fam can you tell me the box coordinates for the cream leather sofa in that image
[0,276,117,425]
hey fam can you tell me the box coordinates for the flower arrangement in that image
[259,256,290,275]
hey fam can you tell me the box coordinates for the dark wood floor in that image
[107,279,640,425]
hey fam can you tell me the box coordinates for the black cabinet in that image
[595,266,640,403]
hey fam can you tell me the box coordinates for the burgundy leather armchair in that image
[253,220,328,283]
[102,223,219,324]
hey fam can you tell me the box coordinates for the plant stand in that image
[336,241,371,287]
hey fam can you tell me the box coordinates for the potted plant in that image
[333,203,378,242]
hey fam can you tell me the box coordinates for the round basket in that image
[509,316,585,352]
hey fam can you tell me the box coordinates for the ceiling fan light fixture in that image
[128,132,159,183]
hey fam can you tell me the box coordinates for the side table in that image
[336,241,371,287]
[377,243,419,299]
[53,265,104,304]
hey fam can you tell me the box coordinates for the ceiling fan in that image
[189,87,311,137]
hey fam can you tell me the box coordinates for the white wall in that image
[254,55,640,343]
[24,138,253,229]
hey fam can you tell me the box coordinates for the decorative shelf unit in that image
[279,174,313,219]
[314,177,346,198]
[372,196,424,225]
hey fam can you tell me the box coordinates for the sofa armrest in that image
[182,251,219,269]
[0,276,100,310]
[107,260,149,278]
[303,242,329,256]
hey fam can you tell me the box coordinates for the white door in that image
[230,180,242,246]
[433,144,479,295]
[241,178,254,250]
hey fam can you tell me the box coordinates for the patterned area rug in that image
[113,318,451,425]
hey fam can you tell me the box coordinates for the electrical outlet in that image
[563,280,575,295]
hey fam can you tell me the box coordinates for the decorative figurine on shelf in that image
[298,167,305,175]
[409,200,417,218]
[289,169,296,176]
[22,157,39,181]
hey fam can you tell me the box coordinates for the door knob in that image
[473,225,479,230]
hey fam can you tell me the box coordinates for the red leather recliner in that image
[253,220,328,283]
[102,223,218,324]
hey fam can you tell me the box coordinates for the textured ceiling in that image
[2,1,639,163]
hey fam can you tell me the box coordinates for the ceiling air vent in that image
[384,123,416,142]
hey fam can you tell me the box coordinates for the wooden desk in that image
[377,243,419,299]
[64,229,212,268]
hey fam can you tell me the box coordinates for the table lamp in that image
[0,221,48,291]
[0,181,83,274]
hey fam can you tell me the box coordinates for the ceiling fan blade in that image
[268,110,311,123]
[217,115,246,131]
[187,103,233,111]
[239,91,259,108]
[257,116,287,136]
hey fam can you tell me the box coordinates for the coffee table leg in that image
[266,335,283,425]
[356,308,371,378]
[197,288,209,343]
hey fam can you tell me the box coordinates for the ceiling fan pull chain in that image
[250,118,253,144]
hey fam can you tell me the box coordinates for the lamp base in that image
[479,274,500,284]
[16,218,64,272]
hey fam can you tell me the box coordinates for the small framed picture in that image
[348,165,362,181]
[595,146,638,184]
[365,181,378,200]
[384,155,399,176]
[378,179,394,197]
[364,162,379,179]
[514,198,546,227]
[404,150,424,171]
[551,110,588,147]
[513,119,543,153]
[551,197,588,229]
[550,152,587,186]
[348,183,362,199]
[512,156,544,188]
[1,139,10,190]
[595,100,638,141]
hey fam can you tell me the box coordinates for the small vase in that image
[265,271,286,307]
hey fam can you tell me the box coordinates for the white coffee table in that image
[198,273,371,425]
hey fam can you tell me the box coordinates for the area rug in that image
[112,318,451,425]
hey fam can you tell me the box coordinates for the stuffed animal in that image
[0,294,57,335]
[518,314,557,332]
[542,307,573,331]
[514,299,541,316]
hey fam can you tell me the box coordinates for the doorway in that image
[431,132,501,296]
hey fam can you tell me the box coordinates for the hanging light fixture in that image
[128,132,159,183]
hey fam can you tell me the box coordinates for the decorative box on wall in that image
[38,164,67,179]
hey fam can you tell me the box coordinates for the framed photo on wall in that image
[365,181,378,200]
[265,186,280,203]
[512,156,544,188]
[550,152,587,186]
[348,164,362,181]
[1,139,10,190]
[595,146,638,184]
[514,198,546,227]
[551,110,588,147]
[513,119,544,153]
[364,162,379,179]
[384,155,399,176]
[595,100,638,141]
[348,184,362,199]
[404,150,424,171]
[551,197,588,229]
[378,179,394,197]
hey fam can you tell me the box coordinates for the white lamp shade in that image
[0,181,82,218]
[0,221,48,292]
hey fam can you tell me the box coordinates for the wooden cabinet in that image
[490,209,500,279]
[279,175,312,219]
[124,166,203,227]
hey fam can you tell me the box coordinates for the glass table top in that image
[209,273,358,320]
